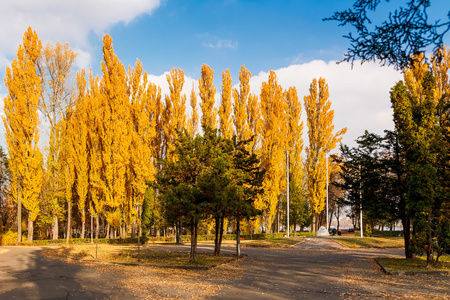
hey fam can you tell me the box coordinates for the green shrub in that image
[364,225,372,237]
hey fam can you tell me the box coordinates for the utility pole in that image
[326,152,329,231]
[359,164,363,238]
[287,151,290,238]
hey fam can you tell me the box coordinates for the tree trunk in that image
[105,222,110,239]
[189,220,198,263]
[312,214,316,232]
[81,207,85,239]
[215,216,224,256]
[131,221,136,239]
[16,182,21,243]
[214,216,220,255]
[95,215,99,239]
[27,215,33,242]
[328,212,333,229]
[403,216,412,258]
[426,214,434,268]
[293,221,297,237]
[66,200,71,245]
[337,217,340,231]
[236,218,241,257]
[52,214,59,240]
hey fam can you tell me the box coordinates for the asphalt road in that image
[0,246,134,299]
[1,238,446,300]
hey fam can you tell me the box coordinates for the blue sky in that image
[0,0,449,150]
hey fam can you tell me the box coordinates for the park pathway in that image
[0,246,134,299]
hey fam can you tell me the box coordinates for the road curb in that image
[374,258,450,275]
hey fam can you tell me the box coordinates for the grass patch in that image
[243,237,301,248]
[43,244,233,267]
[378,256,450,271]
[333,236,404,248]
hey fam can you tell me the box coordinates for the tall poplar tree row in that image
[304,78,346,231]
[3,27,43,242]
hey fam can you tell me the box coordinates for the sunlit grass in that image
[44,244,233,267]
[333,236,404,248]
[243,237,301,248]
[379,256,450,271]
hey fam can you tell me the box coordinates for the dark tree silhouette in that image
[325,0,450,69]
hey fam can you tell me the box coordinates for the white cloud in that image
[0,0,161,69]
[198,33,238,49]
[202,39,238,49]
[0,0,162,151]
[249,60,403,149]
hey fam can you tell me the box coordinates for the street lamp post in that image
[287,150,290,238]
[326,152,329,231]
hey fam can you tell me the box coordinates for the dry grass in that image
[334,236,404,248]
[43,244,244,299]
[43,244,233,267]
[379,256,450,271]
[242,237,302,248]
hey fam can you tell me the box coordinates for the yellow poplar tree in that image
[219,69,233,139]
[86,70,103,238]
[70,69,90,238]
[3,27,43,242]
[188,85,199,137]
[99,34,131,236]
[233,65,251,141]
[128,59,157,236]
[247,93,261,153]
[38,41,77,239]
[284,87,304,183]
[199,64,217,128]
[260,70,287,232]
[163,67,187,160]
[304,78,346,229]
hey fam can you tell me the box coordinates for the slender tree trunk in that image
[81,207,85,239]
[52,214,59,239]
[189,221,198,263]
[215,216,224,256]
[16,182,21,244]
[66,200,71,245]
[131,221,136,239]
[105,222,110,239]
[214,216,220,255]
[236,218,241,257]
[312,214,316,232]
[293,221,297,237]
[403,216,412,258]
[426,213,434,268]
[27,215,33,242]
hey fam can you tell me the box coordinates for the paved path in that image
[0,246,134,299]
[293,236,343,249]
[2,239,448,299]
